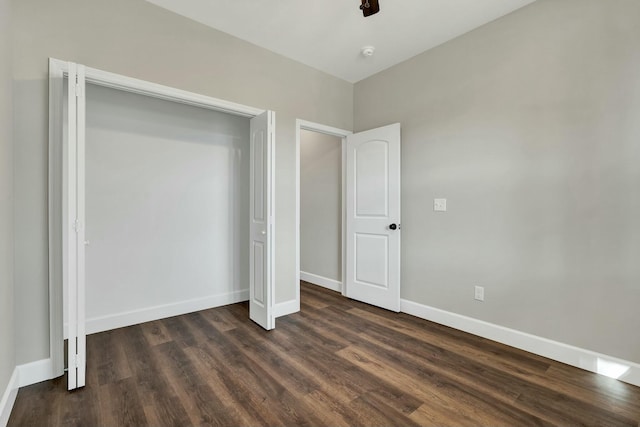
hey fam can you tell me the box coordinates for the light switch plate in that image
[434,198,447,212]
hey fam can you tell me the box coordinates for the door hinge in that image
[73,219,82,233]
[69,353,82,369]
[75,83,83,97]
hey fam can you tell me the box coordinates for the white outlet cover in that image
[434,198,447,212]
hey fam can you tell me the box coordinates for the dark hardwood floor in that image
[9,282,640,426]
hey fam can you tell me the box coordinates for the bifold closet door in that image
[58,60,276,395]
[249,111,275,330]
[64,62,87,390]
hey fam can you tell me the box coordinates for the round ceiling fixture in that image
[361,46,375,57]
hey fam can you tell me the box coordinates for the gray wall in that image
[84,84,249,327]
[355,0,640,363]
[300,130,342,282]
[12,0,639,369]
[12,0,353,364]
[0,0,16,396]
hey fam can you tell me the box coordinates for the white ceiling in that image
[147,0,535,83]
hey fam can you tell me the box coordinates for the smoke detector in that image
[361,46,375,57]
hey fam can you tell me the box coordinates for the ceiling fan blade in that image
[360,0,380,17]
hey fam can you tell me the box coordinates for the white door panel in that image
[76,63,87,389]
[355,140,389,217]
[355,233,389,288]
[346,123,401,312]
[250,111,275,330]
[65,62,87,390]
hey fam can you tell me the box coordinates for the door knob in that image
[389,223,398,230]
[261,230,266,235]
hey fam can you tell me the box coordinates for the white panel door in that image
[249,111,275,330]
[346,123,401,311]
[64,62,87,390]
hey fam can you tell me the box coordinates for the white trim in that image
[300,271,342,293]
[401,299,640,388]
[295,122,301,313]
[297,120,354,138]
[48,58,65,379]
[17,359,54,388]
[295,120,351,308]
[269,111,277,328]
[340,140,347,297]
[273,299,300,318]
[63,290,249,337]
[49,58,263,118]
[0,369,19,427]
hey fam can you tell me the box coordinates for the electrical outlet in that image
[474,286,485,301]
[434,198,447,212]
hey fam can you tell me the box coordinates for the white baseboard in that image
[401,299,640,388]
[0,368,19,427]
[80,289,249,336]
[17,358,54,388]
[273,299,299,318]
[300,271,342,293]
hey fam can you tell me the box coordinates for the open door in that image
[249,111,276,330]
[345,123,401,312]
[64,62,87,390]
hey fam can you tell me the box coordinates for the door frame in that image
[48,58,272,381]
[295,120,352,305]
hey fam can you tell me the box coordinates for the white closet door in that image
[65,62,87,390]
[249,111,276,330]
[345,123,401,312]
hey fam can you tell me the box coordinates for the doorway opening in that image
[295,120,402,314]
[295,120,351,306]
[299,129,343,291]
[49,59,276,390]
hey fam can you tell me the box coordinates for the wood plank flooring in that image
[9,282,640,426]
